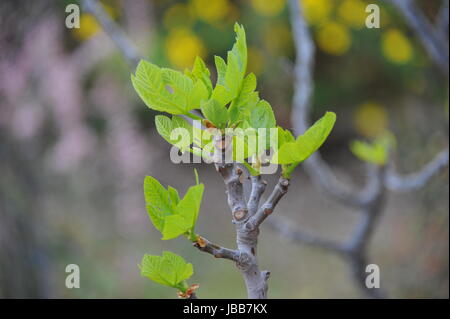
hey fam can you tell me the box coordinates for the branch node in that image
[234,209,247,221]
[195,236,207,248]
[262,270,271,281]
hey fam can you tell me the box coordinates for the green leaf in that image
[132,60,208,115]
[228,73,258,124]
[294,111,336,158]
[155,115,192,151]
[273,142,303,164]
[273,112,336,164]
[178,184,204,223]
[143,176,175,232]
[192,124,213,149]
[232,127,258,162]
[282,127,296,144]
[155,115,173,143]
[144,175,204,240]
[140,251,193,288]
[201,99,229,128]
[249,100,276,129]
[350,140,386,165]
[237,73,257,104]
[214,55,227,86]
[273,126,296,150]
[349,132,395,166]
[140,254,169,286]
[162,183,204,240]
[211,24,248,107]
[231,23,247,74]
[188,80,209,110]
[168,186,180,207]
[223,51,241,101]
[187,56,212,94]
[193,168,199,185]
[162,214,193,240]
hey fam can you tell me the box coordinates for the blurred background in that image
[0,0,448,298]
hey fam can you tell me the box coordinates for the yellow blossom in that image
[316,21,351,55]
[72,14,99,40]
[301,0,333,25]
[251,0,285,17]
[354,102,388,138]
[165,29,206,69]
[72,4,117,41]
[190,0,229,24]
[163,3,194,29]
[382,29,413,64]
[337,0,367,29]
[264,23,292,56]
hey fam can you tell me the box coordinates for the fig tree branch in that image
[192,236,240,262]
[81,0,140,69]
[388,0,449,75]
[436,0,449,37]
[287,0,375,208]
[385,147,449,192]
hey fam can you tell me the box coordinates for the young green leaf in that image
[140,251,193,289]
[350,140,387,165]
[186,56,213,94]
[350,131,395,165]
[162,214,193,240]
[132,61,182,114]
[155,115,173,143]
[167,186,180,208]
[211,23,248,107]
[132,60,208,115]
[223,51,241,101]
[231,23,247,74]
[232,127,258,162]
[249,100,276,129]
[193,168,199,185]
[273,112,336,164]
[155,115,192,151]
[144,173,204,240]
[274,126,295,149]
[201,99,229,128]
[228,73,258,124]
[214,55,227,86]
[162,183,204,240]
[143,176,175,232]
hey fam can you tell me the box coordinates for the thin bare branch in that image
[193,236,240,262]
[287,0,394,297]
[82,0,204,124]
[265,218,347,254]
[247,175,267,216]
[247,177,290,229]
[288,0,376,208]
[345,166,385,254]
[212,138,270,298]
[436,0,449,36]
[347,254,385,299]
[216,162,249,222]
[81,0,140,69]
[388,0,449,75]
[215,161,270,298]
[385,148,449,192]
